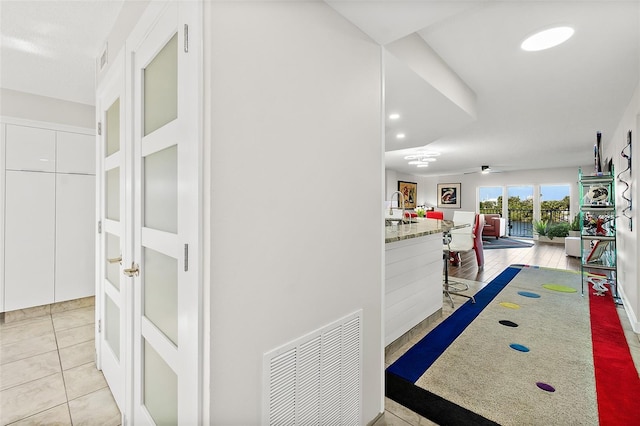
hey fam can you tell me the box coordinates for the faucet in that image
[389,191,406,223]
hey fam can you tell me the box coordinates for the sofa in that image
[482,214,506,239]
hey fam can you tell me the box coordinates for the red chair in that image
[426,211,444,220]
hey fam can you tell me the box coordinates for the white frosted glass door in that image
[131,2,201,424]
[96,49,127,416]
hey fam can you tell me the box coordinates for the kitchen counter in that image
[385,218,452,243]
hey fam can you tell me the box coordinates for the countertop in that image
[385,218,454,243]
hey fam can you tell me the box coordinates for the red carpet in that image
[589,287,640,425]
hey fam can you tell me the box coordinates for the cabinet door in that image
[4,171,55,311]
[57,132,96,175]
[55,173,96,302]
[5,125,56,172]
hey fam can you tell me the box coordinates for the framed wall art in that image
[437,183,461,208]
[397,181,417,209]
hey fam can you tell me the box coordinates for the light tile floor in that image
[0,304,121,426]
[377,278,640,426]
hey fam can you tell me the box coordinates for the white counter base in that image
[385,232,443,346]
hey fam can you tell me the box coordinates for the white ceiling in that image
[0,0,124,106]
[330,1,640,177]
[1,1,638,178]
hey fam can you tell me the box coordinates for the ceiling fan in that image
[465,165,502,175]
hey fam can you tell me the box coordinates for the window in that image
[540,184,570,223]
[508,186,534,237]
[479,186,502,214]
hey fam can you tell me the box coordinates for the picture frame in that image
[586,240,610,263]
[437,183,461,208]
[397,181,417,209]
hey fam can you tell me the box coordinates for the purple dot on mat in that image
[510,343,530,352]
[536,382,556,392]
[499,320,519,327]
[518,291,541,298]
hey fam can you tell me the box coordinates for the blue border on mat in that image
[386,265,522,383]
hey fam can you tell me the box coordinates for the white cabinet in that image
[2,122,96,312]
[5,125,56,172]
[4,171,56,311]
[55,173,96,302]
[57,132,95,174]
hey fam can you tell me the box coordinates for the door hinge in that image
[98,319,102,333]
[184,24,189,53]
[98,220,102,234]
[184,244,189,271]
[97,121,102,136]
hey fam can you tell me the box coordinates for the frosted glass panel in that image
[106,98,120,156]
[105,233,120,291]
[144,247,177,344]
[144,33,178,136]
[144,340,177,425]
[144,145,177,233]
[105,295,120,361]
[106,167,120,221]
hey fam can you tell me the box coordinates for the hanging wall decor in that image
[398,181,417,209]
[437,183,461,208]
[594,131,603,174]
[617,130,632,230]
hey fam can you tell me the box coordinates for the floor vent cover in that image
[263,310,362,426]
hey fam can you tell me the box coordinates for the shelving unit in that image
[578,168,620,303]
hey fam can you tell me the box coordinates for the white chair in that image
[443,212,484,307]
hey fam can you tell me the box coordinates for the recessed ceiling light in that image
[521,26,574,52]
[419,157,436,162]
[404,155,418,160]
[389,113,400,120]
[396,133,406,139]
[417,164,429,168]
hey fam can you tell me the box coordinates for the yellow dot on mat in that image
[499,302,521,309]
[542,284,577,293]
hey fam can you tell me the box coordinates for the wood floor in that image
[449,239,581,284]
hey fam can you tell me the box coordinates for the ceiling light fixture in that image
[396,133,406,139]
[389,113,400,120]
[417,164,429,168]
[521,26,574,51]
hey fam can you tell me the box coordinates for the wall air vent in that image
[263,310,362,426]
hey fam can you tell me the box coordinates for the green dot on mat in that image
[542,284,577,293]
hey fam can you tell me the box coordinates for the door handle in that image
[123,262,140,277]
[107,255,122,265]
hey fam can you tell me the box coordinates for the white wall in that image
[605,82,640,331]
[0,88,94,128]
[206,2,383,424]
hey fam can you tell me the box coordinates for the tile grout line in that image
[51,312,74,425]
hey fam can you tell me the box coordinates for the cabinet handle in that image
[123,263,140,277]
[107,255,122,265]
